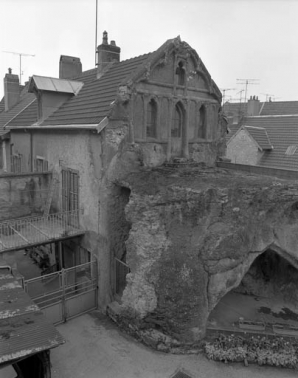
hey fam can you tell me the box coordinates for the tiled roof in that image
[244,126,273,150]
[0,97,4,113]
[260,101,298,116]
[0,86,36,136]
[244,115,298,170]
[7,99,38,127]
[42,54,152,126]
[223,101,248,117]
[0,270,64,364]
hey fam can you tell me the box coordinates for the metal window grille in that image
[11,154,22,173]
[34,157,49,172]
[62,168,79,227]
[115,257,130,295]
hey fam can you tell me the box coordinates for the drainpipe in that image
[2,140,7,172]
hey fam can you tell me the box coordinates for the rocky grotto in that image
[107,162,298,350]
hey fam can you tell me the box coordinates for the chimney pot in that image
[103,31,108,44]
[8,68,12,74]
[97,31,121,75]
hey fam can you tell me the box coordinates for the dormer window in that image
[176,61,185,86]
[146,99,157,138]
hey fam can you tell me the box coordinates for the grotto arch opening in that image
[207,247,298,333]
[108,184,131,299]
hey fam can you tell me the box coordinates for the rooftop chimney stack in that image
[4,68,20,111]
[59,56,82,79]
[97,31,121,75]
[247,95,260,116]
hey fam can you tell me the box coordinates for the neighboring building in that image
[0,69,35,172]
[227,125,273,165]
[226,95,298,170]
[2,32,226,309]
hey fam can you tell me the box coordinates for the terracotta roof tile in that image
[244,116,298,170]
[244,126,273,150]
[0,89,36,135]
[42,53,152,126]
[260,101,298,116]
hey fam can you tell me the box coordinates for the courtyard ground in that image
[50,311,298,378]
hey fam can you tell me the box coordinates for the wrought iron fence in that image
[115,257,130,296]
[0,210,82,252]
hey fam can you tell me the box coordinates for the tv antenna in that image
[261,93,276,102]
[221,88,236,106]
[236,79,259,104]
[2,50,35,85]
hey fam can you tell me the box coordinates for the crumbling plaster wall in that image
[110,167,298,344]
[32,131,102,232]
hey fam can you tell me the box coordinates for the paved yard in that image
[51,311,298,378]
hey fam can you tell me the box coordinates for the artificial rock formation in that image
[110,164,298,347]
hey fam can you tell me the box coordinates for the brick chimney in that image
[247,95,261,116]
[59,55,82,79]
[97,31,120,74]
[4,68,20,111]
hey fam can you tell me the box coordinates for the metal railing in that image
[24,261,98,324]
[115,257,130,296]
[0,210,83,252]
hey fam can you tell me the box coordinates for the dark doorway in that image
[208,249,298,331]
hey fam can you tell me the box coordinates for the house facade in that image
[3,32,226,308]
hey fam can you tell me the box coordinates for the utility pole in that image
[2,51,35,85]
[236,78,259,104]
[95,0,98,66]
[220,88,235,107]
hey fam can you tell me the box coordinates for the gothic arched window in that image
[198,105,207,139]
[172,103,183,138]
[146,99,157,138]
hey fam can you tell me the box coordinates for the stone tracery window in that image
[146,99,157,138]
[172,103,183,138]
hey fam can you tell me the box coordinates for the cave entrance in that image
[208,249,298,333]
[110,185,131,300]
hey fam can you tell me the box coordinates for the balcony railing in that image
[0,211,84,252]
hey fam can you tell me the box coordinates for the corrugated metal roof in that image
[0,272,64,365]
[29,75,84,95]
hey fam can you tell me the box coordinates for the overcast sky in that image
[1,0,298,103]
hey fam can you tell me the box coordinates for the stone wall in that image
[108,165,298,347]
[0,172,51,221]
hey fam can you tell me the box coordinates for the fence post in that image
[61,268,67,322]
